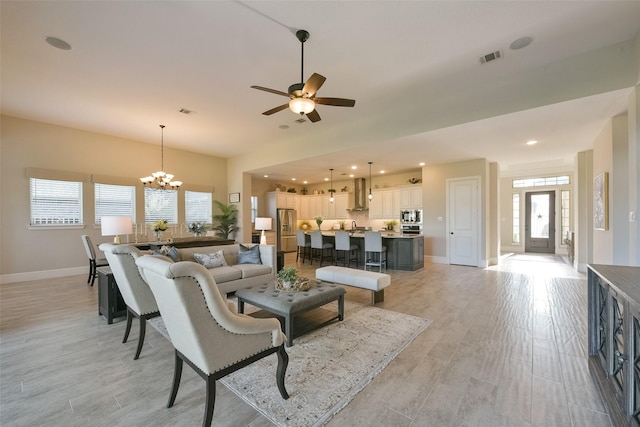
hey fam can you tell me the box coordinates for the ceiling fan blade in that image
[262,104,289,115]
[315,97,356,107]
[306,109,321,123]
[251,86,290,97]
[302,73,326,97]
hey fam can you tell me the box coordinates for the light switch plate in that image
[630,211,636,222]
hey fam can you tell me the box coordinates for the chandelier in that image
[140,125,182,190]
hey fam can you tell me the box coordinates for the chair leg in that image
[167,351,183,408]
[134,316,146,360]
[276,344,289,399]
[122,308,133,343]
[88,260,97,286]
[87,260,93,284]
[203,375,216,427]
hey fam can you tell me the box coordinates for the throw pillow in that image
[238,244,262,264]
[193,250,228,269]
[152,245,180,262]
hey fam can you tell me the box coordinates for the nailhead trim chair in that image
[135,256,289,427]
[81,235,108,286]
[99,243,160,360]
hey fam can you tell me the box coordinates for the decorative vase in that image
[155,230,164,241]
[194,231,202,238]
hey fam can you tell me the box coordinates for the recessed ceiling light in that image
[526,140,538,145]
[324,178,329,181]
[349,174,354,178]
[263,175,269,178]
[419,162,425,166]
[44,36,71,50]
[351,165,357,170]
[303,181,308,184]
[380,170,385,174]
[291,178,296,181]
[510,36,534,50]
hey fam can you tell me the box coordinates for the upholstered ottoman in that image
[236,281,345,346]
[315,266,391,305]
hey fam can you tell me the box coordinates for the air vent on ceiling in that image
[294,118,306,124]
[179,108,195,115]
[479,50,503,64]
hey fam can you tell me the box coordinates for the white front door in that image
[448,177,479,266]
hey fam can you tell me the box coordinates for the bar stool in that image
[334,231,359,267]
[310,230,334,266]
[364,231,387,272]
[296,230,311,263]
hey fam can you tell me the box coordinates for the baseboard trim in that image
[426,255,448,264]
[0,266,85,285]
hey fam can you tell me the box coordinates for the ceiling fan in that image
[250,29,355,123]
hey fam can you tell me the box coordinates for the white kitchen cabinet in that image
[266,192,298,219]
[369,189,399,219]
[333,193,349,219]
[298,196,310,220]
[400,186,423,209]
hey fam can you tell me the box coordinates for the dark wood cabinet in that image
[386,236,424,271]
[97,267,126,324]
[588,264,640,426]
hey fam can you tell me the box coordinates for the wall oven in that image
[400,209,423,224]
[400,224,422,235]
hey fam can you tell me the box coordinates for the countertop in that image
[305,230,422,239]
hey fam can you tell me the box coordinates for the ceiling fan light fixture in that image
[289,98,315,115]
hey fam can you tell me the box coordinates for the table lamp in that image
[255,217,272,245]
[101,216,133,244]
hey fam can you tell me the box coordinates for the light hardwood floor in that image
[0,253,611,426]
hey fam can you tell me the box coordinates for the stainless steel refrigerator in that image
[277,208,297,253]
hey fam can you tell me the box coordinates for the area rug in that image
[150,301,431,427]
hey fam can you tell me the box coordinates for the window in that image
[185,191,212,223]
[95,183,135,224]
[512,193,520,244]
[561,190,571,244]
[144,188,178,224]
[513,175,570,188]
[30,178,82,225]
[251,196,258,224]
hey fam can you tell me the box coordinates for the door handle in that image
[450,232,454,235]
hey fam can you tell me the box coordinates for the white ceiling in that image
[2,1,639,184]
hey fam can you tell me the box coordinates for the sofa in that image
[158,243,276,295]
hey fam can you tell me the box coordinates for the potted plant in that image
[314,216,323,229]
[384,220,398,231]
[153,219,168,241]
[187,222,207,237]
[277,266,298,289]
[211,200,238,239]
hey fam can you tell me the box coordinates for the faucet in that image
[352,220,357,230]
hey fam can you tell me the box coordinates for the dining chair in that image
[99,243,160,360]
[334,231,359,268]
[310,230,334,266]
[364,231,387,272]
[81,234,108,286]
[296,230,311,263]
[135,255,288,427]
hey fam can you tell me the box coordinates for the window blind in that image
[95,183,135,224]
[185,191,212,223]
[30,178,82,225]
[144,188,178,224]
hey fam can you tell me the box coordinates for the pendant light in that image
[368,162,374,201]
[329,168,334,204]
[140,125,182,190]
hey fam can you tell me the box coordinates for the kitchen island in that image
[306,231,424,271]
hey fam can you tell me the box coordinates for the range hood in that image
[347,178,368,212]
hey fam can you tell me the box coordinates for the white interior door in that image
[448,178,479,266]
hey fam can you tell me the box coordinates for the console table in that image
[133,237,234,250]
[97,267,126,324]
[588,264,640,426]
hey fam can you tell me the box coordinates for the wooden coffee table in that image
[236,281,345,346]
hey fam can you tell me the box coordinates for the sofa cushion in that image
[152,245,180,262]
[234,263,272,279]
[193,250,228,268]
[238,244,262,264]
[208,266,243,284]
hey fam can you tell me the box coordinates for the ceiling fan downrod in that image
[296,29,309,85]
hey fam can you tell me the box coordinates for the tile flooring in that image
[0,253,612,426]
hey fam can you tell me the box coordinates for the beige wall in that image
[1,115,227,281]
[592,119,614,264]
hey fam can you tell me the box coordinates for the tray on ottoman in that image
[236,281,345,346]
